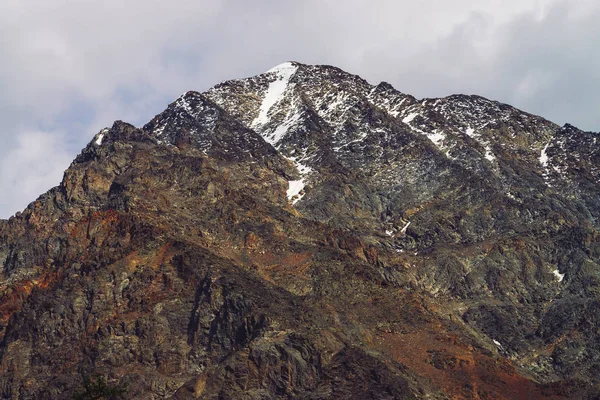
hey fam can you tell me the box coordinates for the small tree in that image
[72,373,127,400]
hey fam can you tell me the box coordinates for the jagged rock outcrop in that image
[1,61,599,399]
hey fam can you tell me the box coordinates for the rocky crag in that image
[1,61,600,399]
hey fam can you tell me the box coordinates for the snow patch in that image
[402,112,418,124]
[252,62,298,130]
[287,179,305,204]
[266,62,297,74]
[285,155,312,205]
[465,127,475,137]
[484,146,496,162]
[400,221,411,234]
[552,164,565,175]
[401,109,446,150]
[95,128,108,146]
[493,339,503,349]
[552,269,565,282]
[539,141,551,167]
[427,130,446,147]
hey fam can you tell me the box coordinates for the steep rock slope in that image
[0,62,599,399]
[207,63,600,384]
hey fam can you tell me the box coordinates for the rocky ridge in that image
[0,61,599,398]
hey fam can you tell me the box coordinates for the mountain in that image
[1,61,600,399]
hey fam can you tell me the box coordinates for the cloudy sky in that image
[1,0,599,218]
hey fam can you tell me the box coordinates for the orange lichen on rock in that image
[0,271,60,341]
[372,329,565,400]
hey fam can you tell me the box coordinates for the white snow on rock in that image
[540,141,551,167]
[153,122,167,140]
[176,93,196,117]
[296,163,312,175]
[484,146,496,162]
[95,128,108,146]
[287,179,305,204]
[552,269,565,282]
[402,112,447,150]
[465,127,475,137]
[265,97,303,145]
[493,339,503,349]
[252,62,298,131]
[369,91,407,118]
[284,155,313,205]
[400,221,411,234]
[427,130,446,147]
[316,91,354,125]
[402,112,418,124]
[333,130,370,152]
[286,156,312,176]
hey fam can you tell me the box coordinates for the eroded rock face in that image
[1,62,600,399]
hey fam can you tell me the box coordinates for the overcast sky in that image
[1,0,599,218]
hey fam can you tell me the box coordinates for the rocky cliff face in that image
[1,61,599,399]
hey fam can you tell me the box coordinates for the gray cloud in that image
[358,1,600,129]
[1,0,597,217]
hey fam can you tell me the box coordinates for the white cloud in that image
[0,131,73,216]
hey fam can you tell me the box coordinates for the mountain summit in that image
[1,62,599,399]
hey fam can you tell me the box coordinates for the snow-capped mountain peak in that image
[145,62,598,218]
